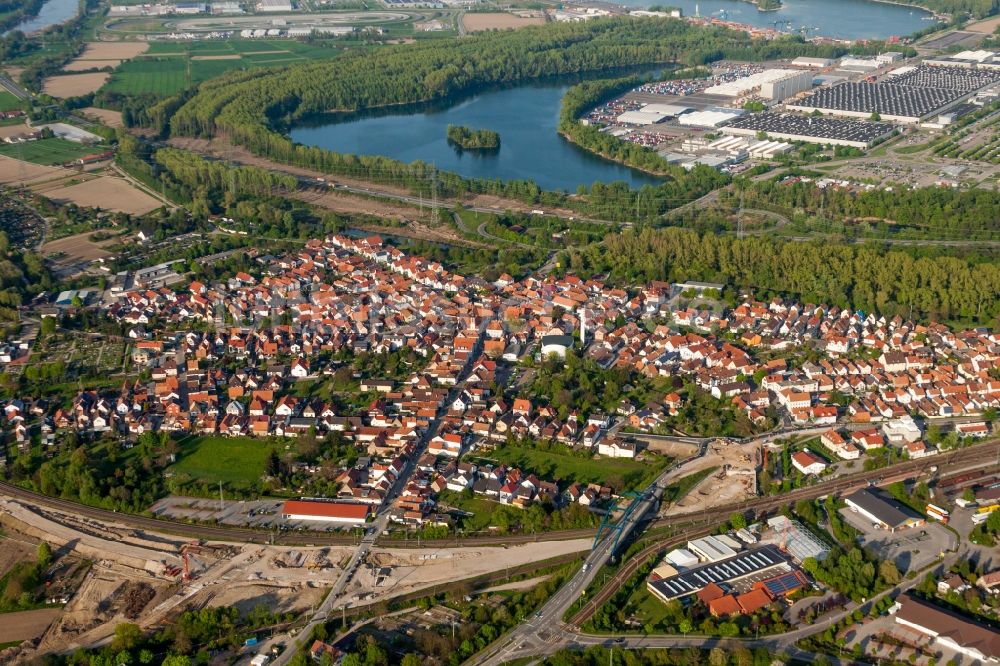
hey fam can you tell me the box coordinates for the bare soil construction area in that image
[0,608,62,644]
[462,12,546,31]
[43,73,111,98]
[966,15,1000,33]
[661,440,760,517]
[341,539,591,607]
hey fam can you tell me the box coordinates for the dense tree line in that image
[559,74,678,174]
[726,178,1000,239]
[910,0,997,18]
[561,227,1000,324]
[154,148,298,198]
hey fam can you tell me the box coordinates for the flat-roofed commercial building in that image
[647,544,790,603]
[844,487,925,532]
[282,499,371,524]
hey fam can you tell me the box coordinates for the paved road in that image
[0,73,29,100]
[476,464,689,666]
[270,325,490,665]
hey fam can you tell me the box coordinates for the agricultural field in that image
[0,91,23,112]
[62,41,149,72]
[168,435,280,489]
[37,176,162,215]
[103,39,344,97]
[461,12,546,32]
[0,138,105,166]
[42,72,111,97]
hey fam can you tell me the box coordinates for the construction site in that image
[660,439,761,517]
[0,496,590,662]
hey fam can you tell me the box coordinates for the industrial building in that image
[688,534,742,562]
[282,499,371,524]
[704,68,805,98]
[892,594,1000,663]
[924,49,1000,70]
[787,65,1000,123]
[677,109,743,128]
[647,544,791,603]
[257,0,293,10]
[760,69,814,102]
[723,113,896,148]
[844,487,925,532]
[792,57,834,69]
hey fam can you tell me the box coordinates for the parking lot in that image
[839,507,956,573]
[149,496,364,534]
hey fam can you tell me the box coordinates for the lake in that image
[4,0,80,36]
[629,0,936,40]
[291,0,938,191]
[292,81,666,192]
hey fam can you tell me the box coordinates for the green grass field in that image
[0,138,106,165]
[0,91,25,112]
[484,445,667,490]
[168,435,279,486]
[104,39,344,97]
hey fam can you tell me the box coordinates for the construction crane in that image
[180,540,206,582]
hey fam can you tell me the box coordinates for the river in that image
[625,0,937,40]
[292,80,666,192]
[4,0,80,36]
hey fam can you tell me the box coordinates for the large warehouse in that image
[724,112,896,148]
[844,488,924,532]
[282,499,371,524]
[787,65,1000,123]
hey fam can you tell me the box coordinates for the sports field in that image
[0,138,105,165]
[103,39,342,96]
[169,435,279,487]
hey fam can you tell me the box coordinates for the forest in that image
[560,227,1000,325]
[446,124,500,150]
[726,178,1000,240]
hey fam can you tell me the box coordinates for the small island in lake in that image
[447,124,501,150]
[755,0,783,10]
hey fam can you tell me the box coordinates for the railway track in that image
[567,443,1000,628]
[0,440,995,550]
[0,480,594,548]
